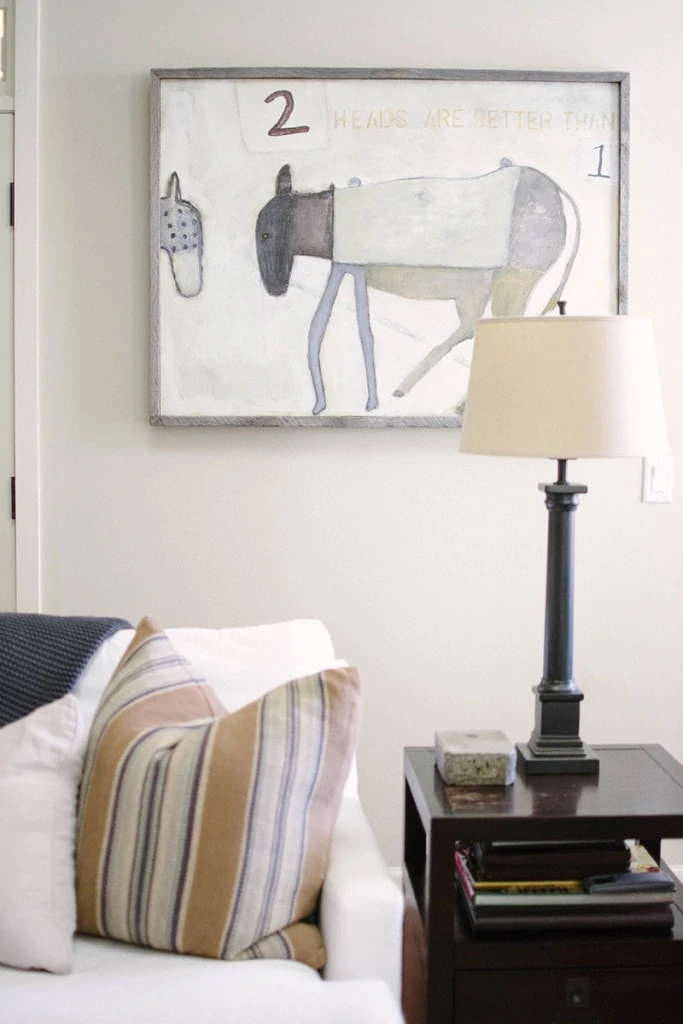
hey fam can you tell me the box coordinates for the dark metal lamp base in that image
[516,741,600,775]
[519,458,600,777]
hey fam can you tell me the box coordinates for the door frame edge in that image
[13,0,41,610]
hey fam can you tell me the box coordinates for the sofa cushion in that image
[76,617,360,967]
[0,695,86,973]
[0,935,405,1024]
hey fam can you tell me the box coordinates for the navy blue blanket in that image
[0,613,132,727]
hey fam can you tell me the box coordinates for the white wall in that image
[35,0,683,865]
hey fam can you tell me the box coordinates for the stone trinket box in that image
[435,729,516,786]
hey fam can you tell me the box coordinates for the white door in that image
[0,113,14,610]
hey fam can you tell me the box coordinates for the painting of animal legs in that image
[351,267,378,412]
[307,264,346,414]
[308,263,378,414]
[393,267,543,400]
[392,271,493,397]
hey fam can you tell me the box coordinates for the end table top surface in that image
[405,744,683,841]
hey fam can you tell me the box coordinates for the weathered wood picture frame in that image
[150,68,629,427]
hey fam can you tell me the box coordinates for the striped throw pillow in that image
[75,616,360,967]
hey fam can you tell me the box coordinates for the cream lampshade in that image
[460,314,669,775]
[460,315,669,459]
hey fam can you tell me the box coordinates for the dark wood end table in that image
[403,744,683,1024]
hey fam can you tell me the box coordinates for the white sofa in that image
[0,618,404,1024]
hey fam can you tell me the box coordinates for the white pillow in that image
[73,618,341,729]
[0,695,86,973]
[72,618,357,796]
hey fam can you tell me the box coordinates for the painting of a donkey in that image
[255,161,580,416]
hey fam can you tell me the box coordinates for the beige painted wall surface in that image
[37,0,683,865]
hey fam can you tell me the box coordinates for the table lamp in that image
[460,311,669,775]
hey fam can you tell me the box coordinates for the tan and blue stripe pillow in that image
[76,616,360,967]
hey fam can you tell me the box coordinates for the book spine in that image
[474,888,675,907]
[475,864,629,881]
[474,878,583,892]
[454,850,476,900]
[465,904,675,932]
[472,841,633,879]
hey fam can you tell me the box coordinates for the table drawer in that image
[454,966,683,1023]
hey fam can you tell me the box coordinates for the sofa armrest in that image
[320,797,403,1004]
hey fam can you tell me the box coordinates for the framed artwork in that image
[150,68,629,427]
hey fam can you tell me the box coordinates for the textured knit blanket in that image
[0,613,132,727]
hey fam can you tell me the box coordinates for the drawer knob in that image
[567,977,590,1007]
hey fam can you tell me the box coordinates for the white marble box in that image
[435,730,517,786]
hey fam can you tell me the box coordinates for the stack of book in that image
[455,839,676,933]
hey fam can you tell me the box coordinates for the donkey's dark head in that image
[255,165,294,296]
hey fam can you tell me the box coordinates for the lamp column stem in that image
[541,458,579,692]
[516,459,599,774]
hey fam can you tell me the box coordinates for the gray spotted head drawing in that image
[160,172,203,298]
